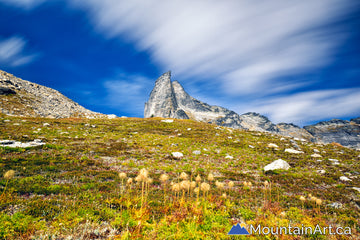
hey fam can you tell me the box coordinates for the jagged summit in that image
[144,71,186,119]
[0,70,103,118]
[145,72,360,148]
[144,72,311,139]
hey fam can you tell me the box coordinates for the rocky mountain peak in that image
[145,72,360,149]
[144,71,188,119]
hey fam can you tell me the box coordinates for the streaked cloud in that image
[238,88,360,125]
[0,36,38,66]
[1,0,358,124]
[69,0,355,95]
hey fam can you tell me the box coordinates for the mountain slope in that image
[305,119,360,149]
[145,72,315,140]
[145,72,360,148]
[0,70,103,118]
[1,115,359,239]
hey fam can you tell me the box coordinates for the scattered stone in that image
[161,119,174,123]
[284,148,303,154]
[187,128,192,131]
[192,150,201,155]
[329,159,340,165]
[317,170,326,174]
[13,123,20,126]
[352,187,360,193]
[313,149,320,153]
[225,155,233,159]
[248,145,255,149]
[289,140,301,150]
[328,202,343,209]
[171,152,183,158]
[3,119,10,122]
[264,159,290,172]
[0,139,45,148]
[340,176,351,181]
[267,143,279,148]
[43,123,50,126]
[311,153,322,158]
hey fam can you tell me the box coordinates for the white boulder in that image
[311,153,322,158]
[172,152,183,158]
[285,148,303,154]
[161,119,174,123]
[267,143,279,148]
[264,159,290,172]
[340,176,351,181]
[193,150,201,155]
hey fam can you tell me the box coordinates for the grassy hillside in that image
[0,113,359,239]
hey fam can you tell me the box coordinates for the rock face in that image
[144,72,183,119]
[276,123,314,140]
[144,72,314,138]
[304,119,360,149]
[239,112,278,132]
[0,70,103,118]
[145,72,360,148]
[144,72,231,122]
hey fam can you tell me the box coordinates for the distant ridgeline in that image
[0,70,107,119]
[144,72,360,149]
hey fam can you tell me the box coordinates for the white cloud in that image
[68,0,354,96]
[102,71,153,115]
[0,36,38,66]
[0,0,44,9]
[237,88,360,125]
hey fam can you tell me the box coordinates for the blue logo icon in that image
[228,223,250,235]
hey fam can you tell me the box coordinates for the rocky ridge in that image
[0,70,104,119]
[145,72,360,149]
[305,118,360,149]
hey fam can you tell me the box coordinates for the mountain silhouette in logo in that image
[228,223,250,235]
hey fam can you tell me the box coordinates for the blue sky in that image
[0,0,359,126]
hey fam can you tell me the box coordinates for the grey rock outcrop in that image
[145,72,360,148]
[144,72,313,137]
[304,119,360,149]
[239,112,278,132]
[277,123,314,140]
[0,87,16,95]
[0,70,103,118]
[144,72,186,119]
[144,71,230,122]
